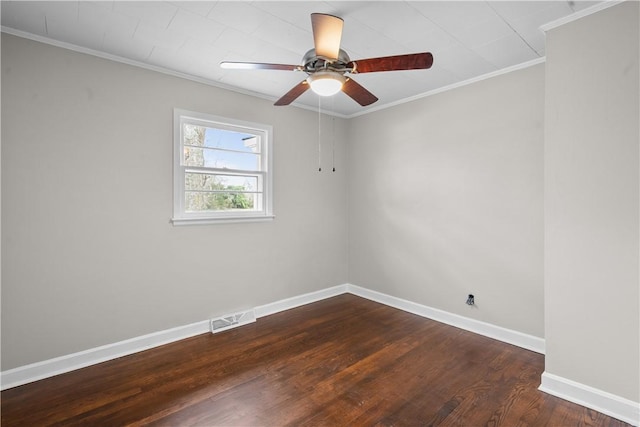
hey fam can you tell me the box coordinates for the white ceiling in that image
[1,1,603,117]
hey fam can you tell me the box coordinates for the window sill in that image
[171,215,275,226]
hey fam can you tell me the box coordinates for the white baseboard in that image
[345,284,545,354]
[0,319,210,391]
[1,283,542,390]
[4,283,635,426]
[540,372,640,426]
[0,284,349,391]
[254,284,348,318]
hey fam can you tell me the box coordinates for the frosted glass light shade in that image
[307,71,346,96]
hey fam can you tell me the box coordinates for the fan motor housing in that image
[302,48,351,74]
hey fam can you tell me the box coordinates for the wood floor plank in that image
[1,294,632,426]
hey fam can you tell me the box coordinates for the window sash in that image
[183,169,264,213]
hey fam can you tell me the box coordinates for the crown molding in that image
[346,57,546,119]
[540,0,626,32]
[1,26,545,120]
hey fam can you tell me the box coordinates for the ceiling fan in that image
[220,13,434,107]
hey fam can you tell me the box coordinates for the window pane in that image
[185,191,259,212]
[184,147,261,170]
[182,123,262,169]
[185,172,259,192]
[204,128,260,153]
[206,149,260,170]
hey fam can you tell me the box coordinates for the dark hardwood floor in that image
[1,294,631,426]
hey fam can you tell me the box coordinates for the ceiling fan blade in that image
[220,61,301,71]
[342,78,378,106]
[274,80,310,106]
[349,52,433,74]
[311,13,343,60]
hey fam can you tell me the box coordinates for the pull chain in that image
[332,115,336,172]
[318,97,322,172]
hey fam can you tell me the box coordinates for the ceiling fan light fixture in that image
[307,71,346,96]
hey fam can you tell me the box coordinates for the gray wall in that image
[1,34,348,370]
[347,64,545,338]
[544,1,639,402]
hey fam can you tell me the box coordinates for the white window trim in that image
[171,109,274,225]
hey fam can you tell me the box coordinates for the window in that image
[172,109,273,225]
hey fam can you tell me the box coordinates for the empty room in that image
[1,1,639,425]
